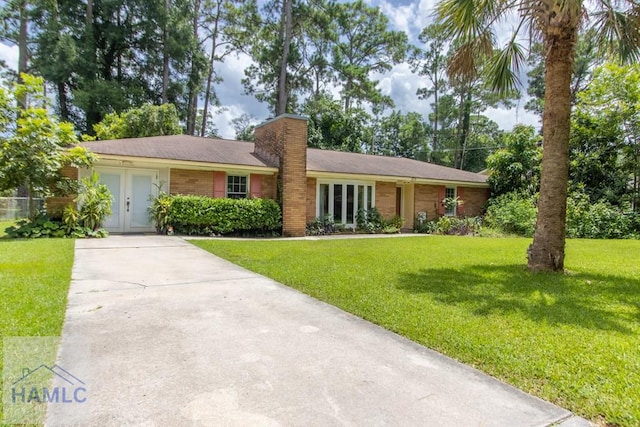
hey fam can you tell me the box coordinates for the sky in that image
[0,0,540,138]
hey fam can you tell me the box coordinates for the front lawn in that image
[193,236,640,427]
[0,238,75,422]
[0,219,16,237]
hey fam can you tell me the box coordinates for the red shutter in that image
[213,171,226,198]
[437,186,446,216]
[250,174,263,198]
[457,187,465,217]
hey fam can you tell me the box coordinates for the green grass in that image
[0,238,75,423]
[192,236,640,426]
[0,220,17,238]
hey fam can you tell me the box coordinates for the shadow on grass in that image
[398,265,640,334]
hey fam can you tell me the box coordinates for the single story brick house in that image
[55,114,489,236]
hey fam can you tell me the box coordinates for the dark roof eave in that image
[307,169,489,186]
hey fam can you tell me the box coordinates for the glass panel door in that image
[99,171,123,232]
[319,184,329,217]
[333,184,343,223]
[126,171,157,232]
[346,185,355,225]
[130,175,153,228]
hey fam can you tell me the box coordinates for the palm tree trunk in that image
[528,27,577,272]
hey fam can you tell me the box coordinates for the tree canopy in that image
[0,74,94,217]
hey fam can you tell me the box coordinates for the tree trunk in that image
[17,0,28,109]
[162,0,170,104]
[433,79,438,154]
[200,0,219,137]
[458,91,471,170]
[58,82,70,120]
[276,0,292,116]
[528,26,577,272]
[185,0,201,135]
[28,181,36,220]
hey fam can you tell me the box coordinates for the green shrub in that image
[306,215,343,236]
[413,211,435,234]
[155,195,281,236]
[433,216,482,236]
[484,192,537,237]
[5,173,112,239]
[61,172,112,238]
[149,191,172,234]
[566,193,637,239]
[354,207,402,233]
[5,214,66,238]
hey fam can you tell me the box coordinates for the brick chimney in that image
[254,114,308,237]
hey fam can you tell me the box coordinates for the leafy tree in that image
[197,0,254,136]
[332,0,408,112]
[194,109,220,139]
[437,0,640,271]
[525,30,601,116]
[304,95,372,152]
[412,23,448,153]
[373,111,430,160]
[230,113,258,141]
[569,112,628,206]
[92,103,183,140]
[0,74,92,218]
[573,63,640,211]
[459,115,502,172]
[242,0,309,115]
[486,125,542,197]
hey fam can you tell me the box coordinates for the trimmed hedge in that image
[160,195,281,235]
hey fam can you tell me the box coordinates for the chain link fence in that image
[0,197,45,220]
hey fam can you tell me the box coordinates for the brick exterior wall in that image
[262,173,278,200]
[459,187,489,217]
[306,178,317,222]
[375,181,397,219]
[414,184,441,221]
[254,115,308,237]
[169,169,214,197]
[46,166,79,218]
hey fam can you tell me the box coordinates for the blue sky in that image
[0,0,539,138]
[210,0,539,137]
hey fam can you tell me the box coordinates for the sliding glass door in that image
[317,181,374,227]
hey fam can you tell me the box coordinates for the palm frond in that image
[436,0,511,42]
[591,1,640,63]
[447,41,479,82]
[436,0,485,43]
[485,38,526,96]
[446,31,496,82]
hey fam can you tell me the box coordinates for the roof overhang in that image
[307,170,489,188]
[91,154,278,174]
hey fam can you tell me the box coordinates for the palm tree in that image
[436,0,640,271]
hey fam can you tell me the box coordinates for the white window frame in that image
[316,180,375,227]
[226,175,249,199]
[445,187,457,216]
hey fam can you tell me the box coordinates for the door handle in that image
[126,197,130,212]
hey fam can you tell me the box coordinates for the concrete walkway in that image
[48,235,591,426]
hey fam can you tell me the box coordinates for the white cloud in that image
[483,103,541,132]
[213,52,270,138]
[378,1,417,35]
[212,104,249,139]
[0,43,19,71]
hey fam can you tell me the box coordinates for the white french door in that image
[97,168,158,233]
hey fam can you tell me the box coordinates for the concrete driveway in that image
[47,235,590,426]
